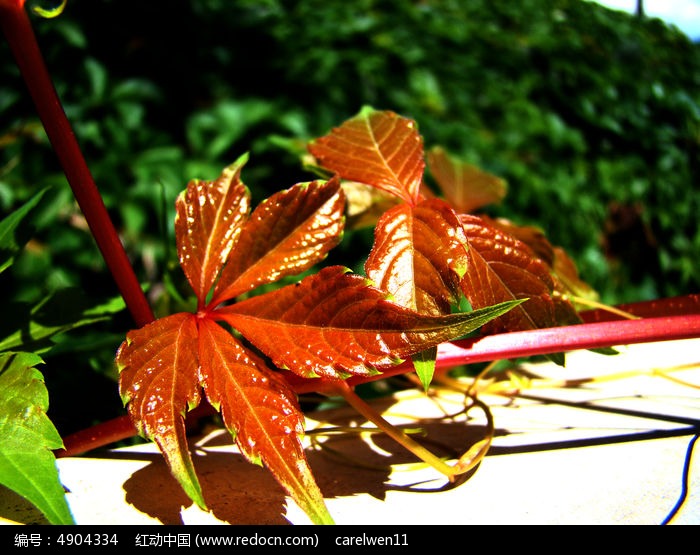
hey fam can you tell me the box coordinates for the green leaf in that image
[412,346,438,392]
[0,352,74,525]
[30,0,68,19]
[0,289,126,354]
[0,188,48,274]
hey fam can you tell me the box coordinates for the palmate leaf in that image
[217,266,523,380]
[118,149,522,525]
[307,108,581,338]
[308,106,425,205]
[0,352,74,525]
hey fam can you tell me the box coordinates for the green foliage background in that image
[1,0,698,435]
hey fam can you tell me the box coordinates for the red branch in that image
[0,3,154,328]
[57,294,700,456]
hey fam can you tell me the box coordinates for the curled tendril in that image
[29,0,66,18]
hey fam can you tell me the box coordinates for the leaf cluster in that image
[110,107,595,523]
[1,0,698,526]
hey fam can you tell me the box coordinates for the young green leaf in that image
[308,106,425,205]
[0,352,74,525]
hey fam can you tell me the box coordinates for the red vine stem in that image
[58,294,700,456]
[0,2,154,328]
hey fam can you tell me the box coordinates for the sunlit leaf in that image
[552,246,600,305]
[411,346,438,392]
[340,180,400,230]
[482,215,594,318]
[218,266,523,380]
[175,154,250,304]
[483,216,555,267]
[426,146,507,213]
[459,214,577,336]
[365,197,469,389]
[197,318,333,525]
[365,198,467,315]
[211,177,345,305]
[0,352,74,525]
[308,107,425,205]
[116,313,205,509]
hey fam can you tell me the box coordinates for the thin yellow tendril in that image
[30,0,66,18]
[558,291,641,320]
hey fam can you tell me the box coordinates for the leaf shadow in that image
[121,450,292,525]
[116,393,493,524]
[95,386,700,524]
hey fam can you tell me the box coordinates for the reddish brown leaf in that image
[217,265,522,380]
[481,215,555,267]
[210,177,345,306]
[459,214,575,335]
[116,312,205,508]
[197,318,332,524]
[365,198,467,315]
[426,146,507,213]
[308,107,425,205]
[482,215,594,317]
[175,156,250,304]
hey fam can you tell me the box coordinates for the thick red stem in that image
[0,4,154,328]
